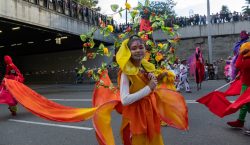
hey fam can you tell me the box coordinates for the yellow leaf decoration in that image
[107,25,114,32]
[125,2,131,10]
[103,47,109,55]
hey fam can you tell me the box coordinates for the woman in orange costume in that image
[113,36,188,145]
[3,38,188,145]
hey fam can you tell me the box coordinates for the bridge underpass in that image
[1,18,81,56]
[0,17,112,83]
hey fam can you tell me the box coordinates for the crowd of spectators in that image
[25,0,250,33]
[172,11,250,27]
[115,11,250,32]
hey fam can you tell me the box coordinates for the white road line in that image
[8,119,93,131]
[186,100,235,103]
[48,99,202,103]
[48,99,235,104]
[186,100,198,104]
[49,99,92,101]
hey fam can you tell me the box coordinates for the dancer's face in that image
[129,40,146,61]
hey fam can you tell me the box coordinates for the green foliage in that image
[220,5,230,13]
[242,0,250,15]
[79,1,181,83]
[111,4,119,12]
[75,0,101,11]
[149,1,176,16]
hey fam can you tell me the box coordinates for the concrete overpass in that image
[0,0,114,83]
[0,0,113,44]
[154,21,250,40]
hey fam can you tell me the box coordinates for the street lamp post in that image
[126,0,128,25]
[207,0,213,64]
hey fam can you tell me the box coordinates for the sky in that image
[97,0,247,23]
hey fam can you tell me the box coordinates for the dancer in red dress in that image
[0,55,24,116]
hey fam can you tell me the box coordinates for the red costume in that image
[4,55,24,83]
[0,55,24,115]
[235,54,250,86]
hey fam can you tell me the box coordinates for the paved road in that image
[0,80,250,145]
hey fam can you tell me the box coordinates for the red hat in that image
[240,30,249,39]
[4,55,13,65]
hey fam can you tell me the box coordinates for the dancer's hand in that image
[148,73,156,80]
[157,72,168,82]
[148,73,158,90]
[148,79,157,91]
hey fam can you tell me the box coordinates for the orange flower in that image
[97,68,102,75]
[155,52,163,62]
[169,28,173,32]
[144,51,151,61]
[118,34,123,39]
[170,47,175,53]
[87,69,94,77]
[173,36,180,42]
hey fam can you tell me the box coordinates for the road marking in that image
[48,99,235,104]
[186,100,198,103]
[186,100,235,103]
[49,99,92,101]
[8,119,93,131]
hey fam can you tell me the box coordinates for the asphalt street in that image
[0,79,250,145]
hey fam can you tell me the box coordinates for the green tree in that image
[149,0,176,16]
[220,5,230,14]
[242,0,250,14]
[75,0,101,11]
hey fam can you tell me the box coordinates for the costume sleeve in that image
[235,54,243,70]
[120,73,151,105]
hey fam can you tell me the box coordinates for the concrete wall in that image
[0,0,113,43]
[153,21,250,40]
[16,47,114,84]
[176,34,240,79]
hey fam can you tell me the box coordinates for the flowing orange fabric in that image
[122,93,161,140]
[92,70,120,107]
[4,79,96,122]
[92,69,188,145]
[92,100,120,145]
[155,88,188,130]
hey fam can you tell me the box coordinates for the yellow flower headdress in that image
[116,39,155,75]
[240,42,250,58]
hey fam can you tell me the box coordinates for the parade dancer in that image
[0,55,24,116]
[189,47,205,91]
[177,59,191,93]
[114,36,188,144]
[224,60,231,82]
[230,30,249,80]
[227,42,250,129]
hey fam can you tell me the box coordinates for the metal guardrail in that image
[22,0,114,26]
